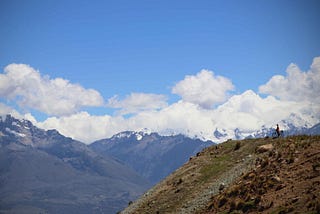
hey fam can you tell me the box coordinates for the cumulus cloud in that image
[0,103,22,118]
[34,90,319,144]
[2,58,320,144]
[0,102,38,124]
[259,56,320,103]
[172,69,235,108]
[36,103,216,144]
[0,64,104,116]
[37,112,119,143]
[126,100,216,137]
[215,90,319,130]
[107,93,168,115]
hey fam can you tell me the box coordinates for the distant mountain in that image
[89,119,319,185]
[0,115,150,214]
[250,122,320,139]
[213,121,320,142]
[1,114,318,213]
[305,123,320,135]
[90,131,214,184]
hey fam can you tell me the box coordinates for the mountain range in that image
[0,115,150,214]
[213,115,320,142]
[90,119,320,185]
[90,132,213,184]
[0,114,319,213]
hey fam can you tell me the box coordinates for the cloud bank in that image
[1,58,319,144]
[172,70,235,108]
[107,93,168,115]
[35,90,319,143]
[259,56,320,104]
[0,64,104,116]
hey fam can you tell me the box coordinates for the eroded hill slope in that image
[121,135,320,214]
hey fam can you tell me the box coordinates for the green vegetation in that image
[200,154,232,182]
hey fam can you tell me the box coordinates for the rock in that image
[219,183,225,191]
[173,178,183,186]
[256,144,274,153]
[248,172,256,179]
[271,175,281,183]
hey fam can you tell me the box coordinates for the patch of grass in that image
[234,141,241,151]
[199,154,232,182]
[218,141,235,151]
[270,206,294,214]
[242,199,256,212]
[199,138,265,183]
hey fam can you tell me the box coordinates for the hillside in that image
[121,135,320,214]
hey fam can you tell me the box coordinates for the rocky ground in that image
[121,135,320,214]
[205,135,320,214]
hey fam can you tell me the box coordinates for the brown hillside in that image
[205,135,320,214]
[121,135,320,214]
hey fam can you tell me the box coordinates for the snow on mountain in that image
[111,130,151,141]
[0,115,150,213]
[90,131,214,184]
[193,90,320,143]
[4,127,26,137]
[25,89,319,144]
[306,123,320,135]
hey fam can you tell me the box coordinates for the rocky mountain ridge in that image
[0,115,150,214]
[205,136,320,213]
[89,119,320,186]
[1,114,319,213]
[121,135,320,213]
[212,120,320,142]
[90,132,214,184]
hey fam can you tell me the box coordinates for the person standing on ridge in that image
[276,124,280,137]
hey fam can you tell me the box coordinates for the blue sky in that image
[1,0,320,143]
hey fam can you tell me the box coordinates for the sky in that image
[0,0,320,143]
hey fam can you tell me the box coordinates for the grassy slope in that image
[121,135,320,214]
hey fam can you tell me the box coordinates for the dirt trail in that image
[177,154,255,214]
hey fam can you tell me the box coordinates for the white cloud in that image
[2,58,320,144]
[34,90,319,144]
[172,69,234,108]
[0,103,38,124]
[0,64,104,116]
[126,101,216,137]
[259,56,320,104]
[215,90,319,130]
[36,103,216,144]
[37,112,122,143]
[107,93,168,115]
[0,103,22,118]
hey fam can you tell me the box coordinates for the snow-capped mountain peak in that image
[0,114,69,147]
[111,130,153,141]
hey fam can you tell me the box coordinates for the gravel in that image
[121,154,255,214]
[176,154,255,214]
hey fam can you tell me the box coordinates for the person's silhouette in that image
[276,124,280,137]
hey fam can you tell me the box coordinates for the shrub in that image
[234,141,241,151]
[218,196,228,207]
